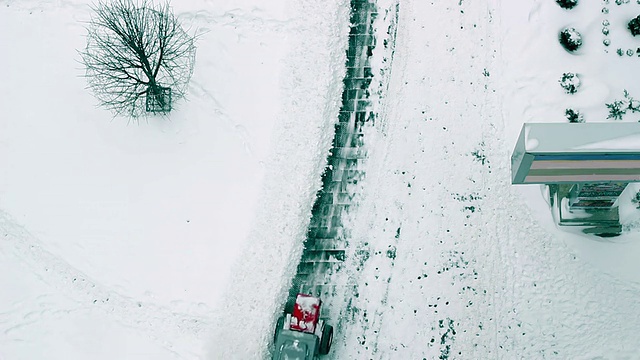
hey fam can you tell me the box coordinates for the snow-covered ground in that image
[332,0,640,358]
[2,0,640,359]
[0,0,346,358]
[500,0,640,288]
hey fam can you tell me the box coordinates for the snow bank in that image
[205,0,350,358]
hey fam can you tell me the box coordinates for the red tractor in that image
[272,293,334,359]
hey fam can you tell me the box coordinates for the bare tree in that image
[80,0,196,117]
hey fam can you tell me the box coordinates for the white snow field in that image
[1,0,640,359]
[0,0,347,358]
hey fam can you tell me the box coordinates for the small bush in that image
[606,100,627,120]
[632,191,640,209]
[556,0,578,9]
[559,73,581,94]
[624,90,640,113]
[629,15,640,36]
[565,109,584,123]
[605,90,640,120]
[559,28,583,52]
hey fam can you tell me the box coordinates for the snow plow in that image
[272,293,333,359]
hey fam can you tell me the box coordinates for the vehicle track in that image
[0,210,213,359]
[282,0,399,350]
[331,1,522,358]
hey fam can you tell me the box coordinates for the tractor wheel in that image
[274,316,285,344]
[319,324,333,355]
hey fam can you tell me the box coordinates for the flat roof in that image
[511,123,640,184]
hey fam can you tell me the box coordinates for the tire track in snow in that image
[3,0,295,35]
[267,1,401,358]
[1,0,88,13]
[1,299,90,338]
[0,211,214,359]
[318,0,402,358]
[179,8,294,35]
[181,8,294,161]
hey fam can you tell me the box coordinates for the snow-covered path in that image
[205,1,350,358]
[334,0,640,359]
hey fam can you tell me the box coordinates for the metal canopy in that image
[511,123,640,184]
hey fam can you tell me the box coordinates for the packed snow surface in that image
[576,133,640,150]
[330,0,640,359]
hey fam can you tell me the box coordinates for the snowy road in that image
[283,0,392,327]
[331,0,640,359]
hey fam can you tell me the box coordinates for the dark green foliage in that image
[565,108,584,123]
[632,191,640,209]
[559,28,583,52]
[386,246,396,260]
[606,90,640,120]
[556,0,578,9]
[559,72,580,94]
[624,90,640,113]
[628,15,640,36]
[606,100,627,120]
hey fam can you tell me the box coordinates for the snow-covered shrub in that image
[559,73,581,94]
[559,28,583,52]
[605,90,640,120]
[565,109,584,123]
[629,15,640,36]
[606,100,627,120]
[632,191,640,209]
[624,90,640,113]
[556,0,578,9]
